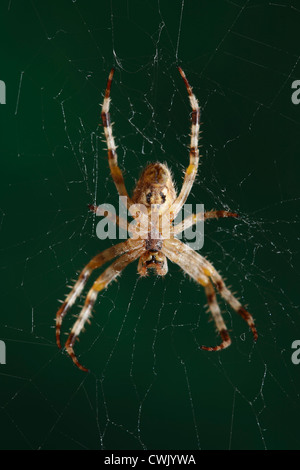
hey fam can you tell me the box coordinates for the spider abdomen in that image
[145,237,163,251]
[132,163,176,209]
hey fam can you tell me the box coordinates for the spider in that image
[56,67,258,372]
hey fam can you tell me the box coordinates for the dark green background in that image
[1,0,300,450]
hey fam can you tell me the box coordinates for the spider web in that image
[1,0,300,450]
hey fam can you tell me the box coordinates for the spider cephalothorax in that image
[56,67,258,372]
[138,249,168,277]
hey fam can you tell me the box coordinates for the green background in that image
[1,0,300,450]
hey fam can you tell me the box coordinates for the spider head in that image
[138,250,168,277]
[132,163,176,210]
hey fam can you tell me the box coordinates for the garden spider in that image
[56,67,258,372]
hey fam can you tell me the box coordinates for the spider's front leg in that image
[201,280,231,351]
[210,270,258,343]
[55,239,143,349]
[64,246,144,372]
[162,239,257,350]
[162,239,232,351]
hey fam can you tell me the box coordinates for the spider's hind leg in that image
[101,68,133,209]
[168,67,201,219]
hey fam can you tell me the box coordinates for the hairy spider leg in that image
[162,238,257,349]
[173,210,238,235]
[169,67,201,220]
[202,280,232,351]
[64,246,144,372]
[101,68,133,209]
[55,239,143,348]
[88,204,130,234]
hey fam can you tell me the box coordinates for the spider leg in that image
[169,67,201,220]
[56,239,143,348]
[201,280,231,351]
[101,68,133,209]
[188,245,257,341]
[88,204,130,234]
[64,246,144,372]
[162,239,210,286]
[173,210,238,236]
[162,238,257,344]
[210,270,258,342]
[162,240,230,349]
